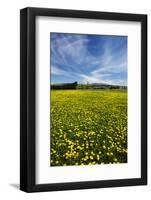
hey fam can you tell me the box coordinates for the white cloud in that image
[51,66,65,75]
[51,34,92,67]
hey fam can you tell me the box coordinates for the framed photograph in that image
[20,7,147,192]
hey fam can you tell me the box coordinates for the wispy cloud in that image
[50,33,127,85]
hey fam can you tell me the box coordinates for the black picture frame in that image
[20,7,147,192]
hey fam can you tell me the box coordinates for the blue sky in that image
[50,33,127,85]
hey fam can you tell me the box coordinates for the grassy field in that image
[50,90,127,166]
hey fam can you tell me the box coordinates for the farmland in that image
[50,90,127,166]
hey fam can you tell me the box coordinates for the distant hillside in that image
[77,83,127,90]
[51,82,127,90]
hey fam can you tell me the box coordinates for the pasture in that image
[50,90,127,166]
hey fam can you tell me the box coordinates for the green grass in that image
[50,90,127,166]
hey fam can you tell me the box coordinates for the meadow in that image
[50,90,127,166]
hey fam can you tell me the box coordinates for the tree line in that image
[51,82,127,90]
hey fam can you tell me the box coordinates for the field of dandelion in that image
[50,90,127,166]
